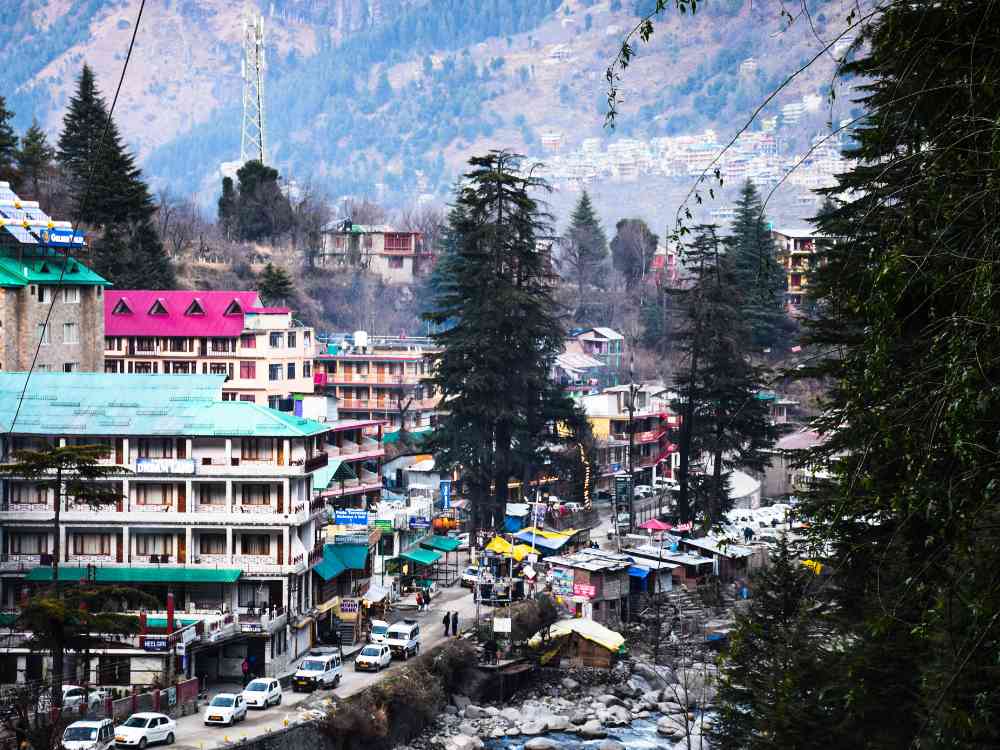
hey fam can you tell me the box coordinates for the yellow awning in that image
[518,526,573,541]
[529,618,626,652]
[485,537,538,561]
[315,596,340,614]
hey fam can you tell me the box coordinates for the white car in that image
[241,678,282,709]
[43,685,107,711]
[203,693,247,726]
[460,565,481,588]
[63,719,115,750]
[354,644,393,672]
[114,713,176,748]
[369,618,390,643]
[563,502,582,513]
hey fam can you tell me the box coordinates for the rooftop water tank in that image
[353,330,369,350]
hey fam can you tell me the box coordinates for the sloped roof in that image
[105,290,260,337]
[0,372,330,437]
[529,618,625,652]
[0,253,109,287]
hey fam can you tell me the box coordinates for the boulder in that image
[658,701,687,715]
[578,720,608,739]
[544,715,569,732]
[560,677,580,691]
[656,717,687,740]
[598,694,626,708]
[484,707,500,717]
[632,661,668,690]
[570,711,589,726]
[519,720,547,736]
[500,707,521,725]
[464,705,490,720]
[447,735,484,750]
[599,741,627,750]
[605,706,631,726]
[626,675,652,695]
[524,739,561,750]
[452,694,472,711]
[641,690,663,710]
[444,705,459,715]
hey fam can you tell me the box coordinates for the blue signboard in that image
[334,509,368,526]
[409,516,431,529]
[40,228,85,247]
[439,480,452,510]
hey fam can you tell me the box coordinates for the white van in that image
[292,649,343,691]
[63,719,115,750]
[385,619,421,660]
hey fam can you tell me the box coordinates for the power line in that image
[7,0,148,437]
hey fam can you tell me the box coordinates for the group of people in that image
[441,610,460,637]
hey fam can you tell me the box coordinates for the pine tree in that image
[610,217,658,289]
[725,179,796,351]
[709,537,838,749]
[0,95,18,184]
[257,263,295,305]
[562,190,608,318]
[425,152,570,534]
[91,220,176,290]
[670,226,776,526]
[15,119,56,199]
[218,176,238,240]
[233,160,292,241]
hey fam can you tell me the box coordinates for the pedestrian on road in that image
[450,611,459,637]
[442,610,451,637]
[416,590,424,612]
[241,658,250,686]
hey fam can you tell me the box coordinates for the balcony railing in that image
[304,453,329,472]
[0,553,42,570]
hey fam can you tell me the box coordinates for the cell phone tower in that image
[240,4,267,165]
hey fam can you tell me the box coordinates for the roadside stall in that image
[419,534,461,586]
[529,618,626,669]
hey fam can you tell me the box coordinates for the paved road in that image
[172,585,480,749]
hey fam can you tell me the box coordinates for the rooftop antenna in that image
[240,3,267,165]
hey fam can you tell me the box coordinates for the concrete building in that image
[564,327,624,381]
[103,290,314,407]
[0,372,378,682]
[772,227,824,309]
[313,332,440,435]
[0,181,107,373]
[317,223,433,284]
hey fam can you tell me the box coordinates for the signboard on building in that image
[551,568,574,597]
[175,643,186,656]
[241,622,264,633]
[493,617,512,634]
[40,227,85,247]
[136,458,195,475]
[375,519,393,533]
[409,516,431,529]
[614,474,631,501]
[334,509,369,526]
[439,480,452,510]
[142,637,169,652]
[573,583,596,599]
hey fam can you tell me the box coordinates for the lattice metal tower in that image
[240,5,267,164]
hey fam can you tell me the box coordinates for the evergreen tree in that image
[0,95,18,184]
[15,119,55,199]
[562,190,608,318]
[91,220,176,290]
[725,180,796,351]
[709,537,837,749]
[425,152,570,534]
[670,226,776,526]
[233,160,292,242]
[217,176,237,240]
[610,217,658,289]
[257,263,295,305]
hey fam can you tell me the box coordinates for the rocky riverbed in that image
[393,660,718,750]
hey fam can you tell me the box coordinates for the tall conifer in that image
[0,95,18,184]
[16,119,56,199]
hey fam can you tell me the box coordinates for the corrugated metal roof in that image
[26,566,241,583]
[0,254,108,287]
[0,372,330,438]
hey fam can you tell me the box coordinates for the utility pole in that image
[240,4,267,165]
[626,353,639,538]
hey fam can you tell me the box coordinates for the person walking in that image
[442,610,451,637]
[240,657,250,686]
[416,590,424,612]
[450,611,459,638]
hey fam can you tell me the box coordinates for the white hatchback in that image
[354,644,392,672]
[241,678,282,709]
[203,693,247,726]
[114,713,176,748]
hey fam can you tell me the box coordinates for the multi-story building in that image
[772,227,823,309]
[317,222,432,284]
[564,327,624,384]
[103,290,314,407]
[313,332,440,435]
[580,384,679,491]
[0,372,382,682]
[0,181,107,372]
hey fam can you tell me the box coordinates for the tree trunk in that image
[493,421,512,532]
[677,345,698,524]
[711,415,725,529]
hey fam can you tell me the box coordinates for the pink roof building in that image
[105,290,262,337]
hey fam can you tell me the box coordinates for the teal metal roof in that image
[312,459,355,490]
[0,253,109,287]
[313,544,369,580]
[0,372,331,438]
[26,566,242,583]
[313,549,346,581]
[420,535,460,553]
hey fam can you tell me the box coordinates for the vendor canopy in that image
[528,618,626,652]
[639,518,673,531]
[485,536,539,561]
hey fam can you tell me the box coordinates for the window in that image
[199,534,226,555]
[135,483,174,505]
[268,364,282,381]
[63,362,78,373]
[72,534,111,556]
[268,396,279,409]
[36,323,49,345]
[287,332,296,348]
[240,334,256,349]
[209,363,228,376]
[287,362,296,379]
[241,484,270,505]
[388,256,404,269]
[304,362,312,378]
[35,364,51,371]
[240,361,256,379]
[97,656,130,686]
[135,534,172,556]
[240,395,256,402]
[62,322,79,344]
[168,337,188,352]
[135,337,155,352]
[269,332,282,348]
[148,299,168,315]
[199,485,223,505]
[37,286,49,303]
[222,392,237,401]
[211,338,234,353]
[11,483,47,506]
[238,582,269,607]
[241,438,273,462]
[133,362,152,374]
[62,287,80,304]
[304,331,311,347]
[385,233,411,253]
[241,534,271,555]
[137,439,174,459]
[10,533,47,554]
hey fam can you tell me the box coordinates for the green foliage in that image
[669,226,776,526]
[92,219,176,290]
[217,176,237,240]
[563,190,609,317]
[15,118,55,199]
[725,180,797,351]
[610,217,658,288]
[257,263,295,305]
[0,94,17,182]
[425,151,571,533]
[228,160,293,242]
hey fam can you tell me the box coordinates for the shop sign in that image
[551,568,574,596]
[334,509,369,526]
[573,583,596,598]
[409,516,431,529]
[136,458,195,475]
[241,622,264,633]
[439,480,452,510]
[375,519,393,532]
[340,599,359,613]
[143,636,169,652]
[493,617,512,633]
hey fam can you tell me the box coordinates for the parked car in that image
[203,693,247,726]
[461,566,481,588]
[63,720,115,750]
[41,685,108,712]
[634,485,653,498]
[114,713,176,748]
[241,678,282,709]
[368,618,390,643]
[595,490,613,503]
[292,650,343,691]
[354,644,393,672]
[563,502,583,513]
[385,619,421,660]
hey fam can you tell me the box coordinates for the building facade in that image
[0,372,353,683]
[317,223,432,284]
[313,333,440,435]
[772,227,823,309]
[0,181,107,373]
[103,290,314,407]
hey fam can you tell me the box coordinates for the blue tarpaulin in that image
[628,565,650,579]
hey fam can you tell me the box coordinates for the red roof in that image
[105,290,260,337]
